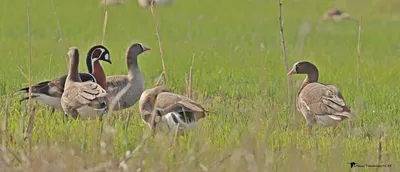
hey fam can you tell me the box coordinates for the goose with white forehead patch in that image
[287,61,355,135]
[105,43,150,111]
[137,0,175,8]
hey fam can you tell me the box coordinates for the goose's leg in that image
[332,122,339,135]
[64,110,78,123]
[63,113,68,123]
[50,107,55,116]
[307,125,312,135]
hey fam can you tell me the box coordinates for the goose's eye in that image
[295,65,300,72]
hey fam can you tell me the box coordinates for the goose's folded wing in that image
[176,101,205,112]
[306,89,351,118]
[155,92,206,119]
[156,92,201,109]
[105,77,128,97]
[74,83,108,105]
[159,101,205,120]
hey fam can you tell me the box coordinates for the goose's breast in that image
[76,105,106,119]
[33,93,62,109]
[315,115,338,127]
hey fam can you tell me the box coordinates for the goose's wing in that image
[105,76,129,97]
[299,83,351,119]
[63,82,108,108]
[156,92,206,120]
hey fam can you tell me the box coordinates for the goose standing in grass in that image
[139,86,206,135]
[287,61,354,135]
[106,43,150,111]
[15,45,111,110]
[61,47,108,119]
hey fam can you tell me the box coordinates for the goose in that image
[100,0,125,5]
[106,43,150,111]
[15,45,111,109]
[139,86,206,135]
[287,61,354,135]
[321,9,353,21]
[61,47,108,119]
[137,0,174,8]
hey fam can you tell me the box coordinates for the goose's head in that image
[86,45,112,74]
[287,61,318,76]
[127,43,151,56]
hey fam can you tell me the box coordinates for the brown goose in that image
[321,9,353,21]
[61,47,108,119]
[106,43,150,111]
[137,0,175,8]
[139,86,206,135]
[15,45,111,109]
[287,61,354,135]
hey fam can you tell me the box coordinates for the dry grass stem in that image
[277,0,293,119]
[149,100,160,134]
[49,0,65,70]
[150,0,169,86]
[2,99,10,146]
[0,144,21,165]
[24,107,36,155]
[185,73,189,97]
[125,112,131,133]
[118,136,149,169]
[80,160,113,172]
[102,10,108,45]
[199,163,209,172]
[26,0,33,117]
[16,67,29,85]
[188,53,195,99]
[107,83,132,119]
[356,16,362,88]
[154,71,164,87]
[377,133,383,163]
[173,123,180,147]
[208,154,232,170]
[50,0,63,43]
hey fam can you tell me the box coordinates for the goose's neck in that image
[92,61,107,89]
[298,70,319,94]
[67,56,81,82]
[127,54,141,79]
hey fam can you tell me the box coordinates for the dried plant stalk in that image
[25,0,36,156]
[188,53,195,99]
[107,83,132,120]
[24,107,36,155]
[50,0,63,42]
[26,0,33,124]
[2,99,10,146]
[356,16,362,88]
[154,71,165,87]
[278,0,293,118]
[125,112,131,133]
[185,73,189,97]
[377,137,382,162]
[150,0,169,86]
[102,10,108,45]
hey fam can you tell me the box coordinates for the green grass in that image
[1,0,400,171]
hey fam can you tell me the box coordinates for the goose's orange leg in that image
[307,125,312,135]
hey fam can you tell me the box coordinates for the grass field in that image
[1,0,400,171]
